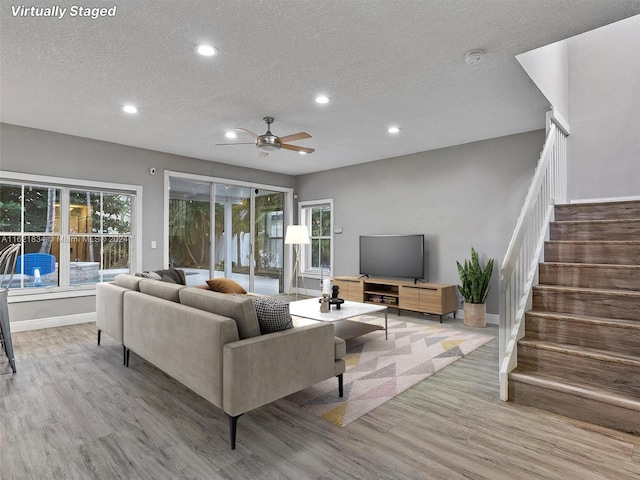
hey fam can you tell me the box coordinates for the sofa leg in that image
[125,347,130,367]
[338,374,344,397]
[227,414,243,450]
[97,329,101,345]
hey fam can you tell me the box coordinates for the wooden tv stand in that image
[333,276,458,323]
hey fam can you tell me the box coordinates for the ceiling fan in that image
[216,117,314,157]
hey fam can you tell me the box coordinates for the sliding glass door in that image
[213,184,252,291]
[168,178,211,285]
[253,189,284,295]
[168,174,288,294]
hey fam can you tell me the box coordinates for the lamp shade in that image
[285,225,310,245]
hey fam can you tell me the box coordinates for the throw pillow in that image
[244,296,293,334]
[154,268,186,285]
[135,268,186,284]
[139,271,162,281]
[206,278,247,294]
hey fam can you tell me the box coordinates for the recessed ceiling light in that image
[196,44,217,57]
[299,151,308,155]
[122,105,138,114]
[315,95,330,104]
[387,126,400,134]
[225,131,237,139]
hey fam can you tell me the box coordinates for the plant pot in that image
[463,302,486,327]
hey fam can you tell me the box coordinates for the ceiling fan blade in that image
[278,131,311,143]
[258,151,269,157]
[281,144,315,154]
[235,128,259,138]
[215,142,255,146]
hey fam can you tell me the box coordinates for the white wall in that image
[566,15,640,200]
[517,40,569,123]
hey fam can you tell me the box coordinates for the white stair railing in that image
[499,112,568,400]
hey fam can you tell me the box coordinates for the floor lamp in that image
[285,225,310,299]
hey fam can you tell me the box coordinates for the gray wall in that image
[295,130,545,315]
[566,15,640,200]
[0,123,295,321]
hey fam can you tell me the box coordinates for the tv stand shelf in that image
[334,276,457,323]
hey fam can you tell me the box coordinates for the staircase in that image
[508,200,640,434]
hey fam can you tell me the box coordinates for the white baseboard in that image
[10,312,96,332]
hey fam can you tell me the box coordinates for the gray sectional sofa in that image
[96,274,346,449]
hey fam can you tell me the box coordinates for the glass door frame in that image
[164,171,293,293]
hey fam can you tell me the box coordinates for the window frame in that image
[298,199,333,279]
[0,171,142,299]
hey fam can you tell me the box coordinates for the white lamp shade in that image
[285,225,310,245]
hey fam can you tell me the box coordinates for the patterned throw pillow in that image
[140,271,162,280]
[246,296,293,334]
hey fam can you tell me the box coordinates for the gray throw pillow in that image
[140,271,162,280]
[241,296,293,334]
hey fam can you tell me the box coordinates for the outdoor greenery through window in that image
[0,180,134,290]
[299,200,332,276]
[168,177,286,294]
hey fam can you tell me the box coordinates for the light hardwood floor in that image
[1,314,639,480]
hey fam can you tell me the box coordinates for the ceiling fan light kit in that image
[217,116,314,156]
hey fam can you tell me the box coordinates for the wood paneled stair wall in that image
[509,200,640,434]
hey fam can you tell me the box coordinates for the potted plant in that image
[456,247,494,327]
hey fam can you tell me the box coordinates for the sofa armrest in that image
[96,282,127,343]
[223,322,336,416]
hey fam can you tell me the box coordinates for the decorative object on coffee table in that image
[320,293,330,313]
[456,247,494,327]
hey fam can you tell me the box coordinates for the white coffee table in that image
[289,298,388,340]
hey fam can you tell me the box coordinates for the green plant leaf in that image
[456,247,494,304]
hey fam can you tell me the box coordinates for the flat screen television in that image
[359,234,425,281]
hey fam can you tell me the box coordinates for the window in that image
[68,190,133,285]
[0,173,140,293]
[299,199,333,277]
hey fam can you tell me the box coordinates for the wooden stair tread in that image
[546,240,640,245]
[509,369,640,411]
[526,310,640,329]
[511,201,640,434]
[541,262,640,269]
[552,218,640,225]
[533,284,640,296]
[518,339,640,366]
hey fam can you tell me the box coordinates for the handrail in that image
[498,115,567,400]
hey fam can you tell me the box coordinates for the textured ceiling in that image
[2,1,640,175]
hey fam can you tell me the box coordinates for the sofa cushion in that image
[138,279,184,302]
[245,296,293,335]
[179,287,261,339]
[114,273,143,291]
[206,278,247,294]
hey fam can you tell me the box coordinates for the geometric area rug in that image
[286,316,494,427]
